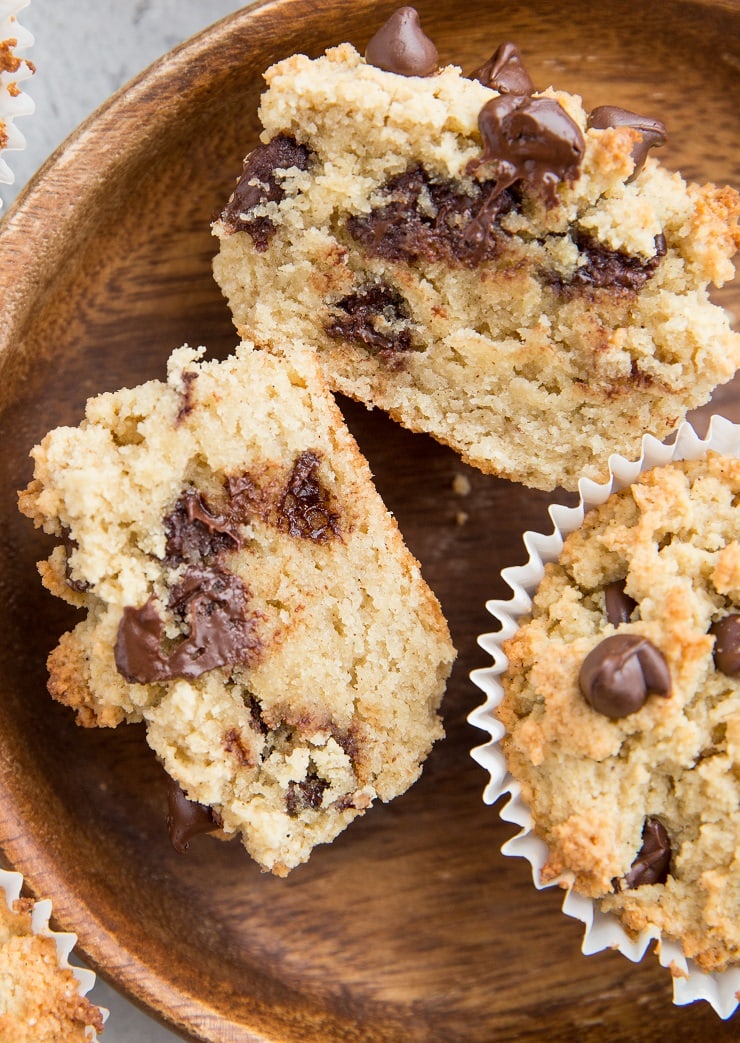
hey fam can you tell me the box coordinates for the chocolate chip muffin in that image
[212,8,740,492]
[19,342,454,876]
[497,453,740,972]
[0,890,104,1041]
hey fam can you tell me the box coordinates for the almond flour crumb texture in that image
[19,343,454,875]
[497,454,740,972]
[212,18,740,492]
[0,896,103,1042]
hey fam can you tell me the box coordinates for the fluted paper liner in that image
[469,415,740,1020]
[0,0,34,198]
[0,867,108,1038]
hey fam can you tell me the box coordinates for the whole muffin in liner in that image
[469,415,740,1019]
[0,867,107,1039]
[0,0,34,199]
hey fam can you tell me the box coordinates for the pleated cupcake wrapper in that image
[0,868,108,1038]
[469,415,740,1020]
[0,0,34,194]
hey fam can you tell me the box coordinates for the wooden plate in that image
[0,1,738,1039]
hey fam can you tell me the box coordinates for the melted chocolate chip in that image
[623,817,671,889]
[579,633,671,717]
[220,134,312,247]
[65,571,90,594]
[245,693,269,735]
[710,614,740,676]
[346,166,516,268]
[325,282,414,358]
[167,566,261,678]
[604,580,637,626]
[176,370,198,423]
[286,772,329,817]
[473,93,584,208]
[470,42,534,95]
[61,529,90,593]
[166,777,222,854]
[587,105,667,181]
[278,451,341,542]
[225,473,263,520]
[333,727,360,765]
[223,727,253,766]
[115,599,166,684]
[364,6,439,77]
[565,232,666,292]
[165,489,242,566]
[114,566,260,684]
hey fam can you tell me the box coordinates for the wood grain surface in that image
[0,1,738,1040]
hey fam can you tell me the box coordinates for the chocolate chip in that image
[60,528,90,593]
[470,42,534,95]
[333,726,360,765]
[579,633,671,717]
[166,777,222,854]
[164,488,242,566]
[223,727,253,766]
[623,817,671,889]
[225,473,263,520]
[220,134,312,247]
[604,580,637,625]
[325,282,414,358]
[278,451,341,542]
[346,166,516,268]
[245,693,269,735]
[286,772,329,817]
[114,598,168,684]
[587,105,667,181]
[114,566,261,684]
[176,370,198,423]
[472,94,584,212]
[167,565,261,678]
[562,231,666,293]
[364,6,439,77]
[710,614,740,676]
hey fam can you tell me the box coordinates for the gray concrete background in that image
[2,0,249,209]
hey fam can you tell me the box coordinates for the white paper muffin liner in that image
[0,0,34,195]
[0,867,107,1038]
[469,415,740,1020]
